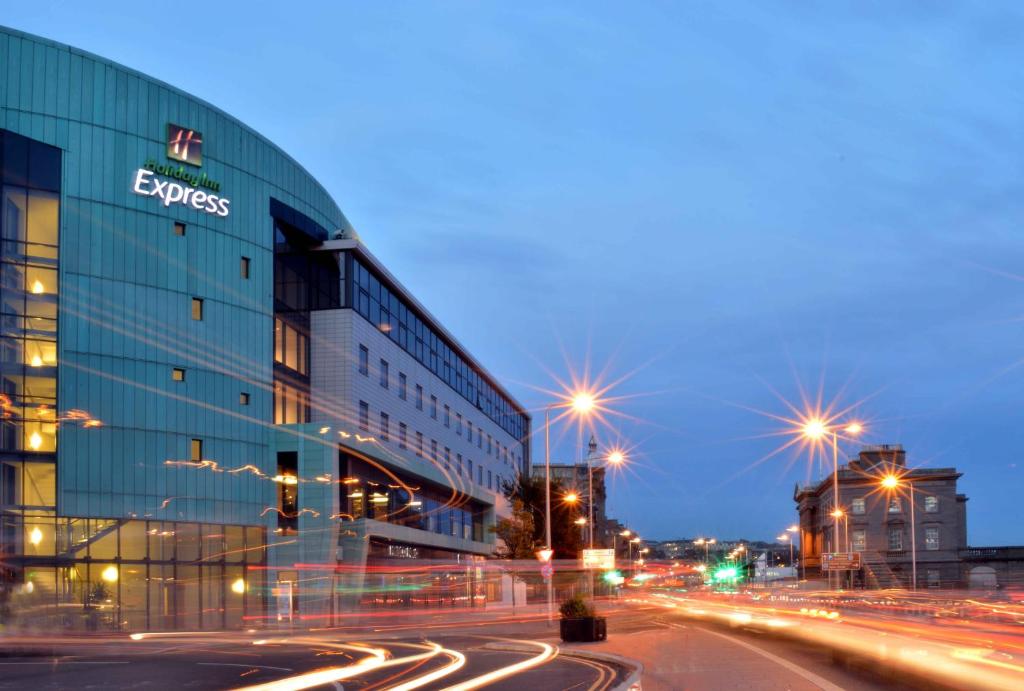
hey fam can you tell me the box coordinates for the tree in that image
[492,498,536,559]
[501,472,583,560]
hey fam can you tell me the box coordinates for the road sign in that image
[581,548,615,570]
[821,552,862,571]
[541,563,553,579]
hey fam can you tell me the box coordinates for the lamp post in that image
[882,475,917,591]
[801,420,863,589]
[786,525,800,581]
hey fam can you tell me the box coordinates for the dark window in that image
[359,345,368,375]
[380,412,389,441]
[416,432,424,457]
[416,385,423,410]
[172,368,185,382]
[174,221,186,236]
[431,439,438,462]
[380,359,389,388]
[399,373,407,400]
[191,297,203,321]
[240,392,250,405]
[241,256,251,278]
[399,422,407,449]
[359,401,369,431]
[467,459,474,479]
[430,396,437,419]
[444,447,451,470]
[456,414,462,435]
[444,405,450,428]
[457,454,463,475]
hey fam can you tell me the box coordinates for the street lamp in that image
[786,525,800,580]
[777,534,794,575]
[583,438,628,549]
[802,420,863,588]
[881,474,917,591]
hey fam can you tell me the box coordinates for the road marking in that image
[197,662,294,672]
[694,626,846,691]
[436,639,557,691]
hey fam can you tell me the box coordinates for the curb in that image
[558,648,643,691]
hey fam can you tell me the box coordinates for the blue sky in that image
[7,2,1024,544]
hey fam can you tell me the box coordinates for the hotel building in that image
[0,25,529,630]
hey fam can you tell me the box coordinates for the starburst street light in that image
[564,492,579,504]
[879,474,918,590]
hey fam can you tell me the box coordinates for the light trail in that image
[437,639,557,691]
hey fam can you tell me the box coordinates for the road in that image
[2,594,1021,689]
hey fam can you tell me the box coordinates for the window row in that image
[352,256,526,440]
[358,400,506,492]
[851,526,942,553]
[847,494,939,515]
[359,343,522,471]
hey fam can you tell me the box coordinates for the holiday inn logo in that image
[167,124,202,166]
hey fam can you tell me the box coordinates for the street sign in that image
[821,552,862,571]
[540,563,554,579]
[581,548,615,570]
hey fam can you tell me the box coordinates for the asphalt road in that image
[2,597,1002,690]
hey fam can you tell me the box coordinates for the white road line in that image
[694,626,846,691]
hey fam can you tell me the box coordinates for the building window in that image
[240,256,251,279]
[399,422,407,449]
[174,221,186,236]
[444,405,450,427]
[430,396,437,419]
[416,432,424,457]
[927,569,940,588]
[172,367,185,382]
[359,401,369,431]
[456,414,463,436]
[925,527,940,551]
[852,529,866,552]
[478,466,483,484]
[431,440,438,462]
[379,412,389,441]
[467,423,473,443]
[416,385,423,410]
[487,470,492,490]
[478,432,482,449]
[277,451,298,534]
[191,297,204,321]
[399,373,407,400]
[457,454,463,475]
[190,439,203,462]
[487,435,492,455]
[887,526,903,551]
[444,447,451,470]
[240,392,250,405]
[851,497,865,515]
[467,458,474,479]
[274,318,308,375]
[359,345,369,375]
[380,359,389,388]
[924,496,939,513]
[274,381,309,424]
[888,497,901,514]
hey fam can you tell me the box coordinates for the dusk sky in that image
[7,2,1023,544]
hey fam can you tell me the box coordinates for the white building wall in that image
[310,309,524,515]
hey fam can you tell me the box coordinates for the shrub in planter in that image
[559,595,607,642]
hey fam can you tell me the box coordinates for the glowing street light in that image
[607,450,626,465]
[564,492,579,504]
[571,392,596,413]
[574,517,587,525]
[880,474,917,590]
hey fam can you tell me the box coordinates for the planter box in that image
[560,616,607,642]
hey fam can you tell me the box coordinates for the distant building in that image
[532,461,609,547]
[794,445,967,588]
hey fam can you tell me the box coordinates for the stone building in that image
[794,445,967,588]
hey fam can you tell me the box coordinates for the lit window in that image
[924,496,939,513]
[190,438,202,462]
[359,346,368,376]
[172,368,185,382]
[925,527,940,551]
[191,297,204,321]
[358,401,369,431]
[851,497,865,515]
[240,392,250,405]
[174,221,186,236]
[240,256,251,279]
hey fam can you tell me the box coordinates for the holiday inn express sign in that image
[131,123,232,217]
